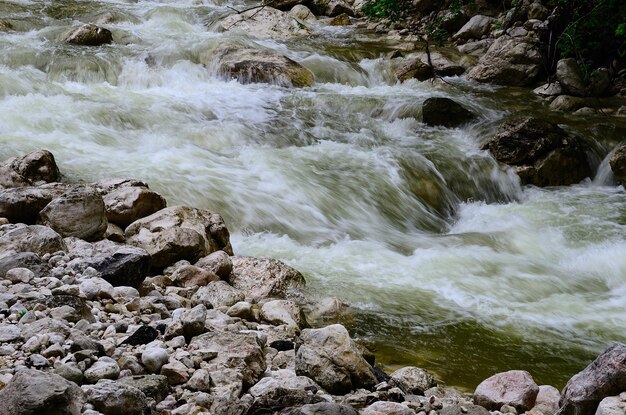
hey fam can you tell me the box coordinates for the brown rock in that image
[5,150,60,184]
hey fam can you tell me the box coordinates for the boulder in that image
[248,376,326,413]
[422,97,475,128]
[3,150,60,184]
[289,5,316,20]
[70,244,151,288]
[0,165,31,189]
[527,1,549,20]
[83,379,147,415]
[609,144,626,184]
[322,0,355,17]
[117,375,169,403]
[218,7,311,40]
[0,369,85,415]
[329,13,351,26]
[171,264,220,288]
[419,52,465,77]
[556,343,626,415]
[394,57,432,82]
[189,331,266,388]
[84,357,121,383]
[468,35,542,86]
[595,395,626,415]
[0,223,66,256]
[0,325,22,342]
[453,15,494,41]
[295,324,377,394]
[0,251,49,278]
[192,280,245,308]
[125,206,231,268]
[205,45,314,88]
[0,184,70,224]
[38,186,108,241]
[194,250,232,279]
[102,185,166,227]
[588,68,610,97]
[533,82,563,97]
[482,117,592,187]
[556,58,586,97]
[474,370,539,412]
[361,401,414,415]
[64,24,112,46]
[457,39,493,57]
[261,299,304,328]
[264,0,304,11]
[389,366,436,394]
[531,385,560,415]
[228,256,306,301]
[141,347,169,373]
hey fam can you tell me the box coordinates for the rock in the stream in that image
[394,57,433,82]
[0,20,13,32]
[609,144,626,184]
[0,223,66,256]
[556,343,626,415]
[125,205,231,268]
[64,23,112,46]
[206,45,314,88]
[229,256,306,301]
[38,186,108,241]
[218,7,311,40]
[474,370,539,412]
[295,324,377,394]
[3,150,60,184]
[83,379,147,415]
[482,117,592,187]
[468,35,542,86]
[102,184,166,227]
[0,369,85,415]
[422,97,475,128]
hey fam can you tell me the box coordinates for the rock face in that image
[38,186,108,241]
[422,97,475,128]
[473,370,539,412]
[453,15,494,41]
[64,23,113,46]
[556,343,626,415]
[0,223,66,256]
[295,324,377,394]
[207,45,314,88]
[468,35,542,86]
[0,369,85,415]
[125,206,231,268]
[482,117,592,187]
[609,145,626,184]
[218,7,311,40]
[102,184,166,228]
[229,256,306,301]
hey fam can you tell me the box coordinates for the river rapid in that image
[2,0,626,391]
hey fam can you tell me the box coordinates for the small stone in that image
[84,357,121,383]
[160,360,189,385]
[28,353,49,368]
[142,347,169,373]
[187,368,211,392]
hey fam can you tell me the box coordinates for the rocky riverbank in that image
[0,150,625,415]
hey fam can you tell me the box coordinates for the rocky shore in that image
[0,149,625,415]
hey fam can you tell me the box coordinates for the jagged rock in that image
[38,186,107,241]
[205,45,314,88]
[389,366,436,395]
[195,250,232,278]
[187,368,211,392]
[556,58,586,97]
[0,369,85,415]
[422,97,475,128]
[453,15,494,41]
[361,401,414,415]
[279,402,359,414]
[474,370,539,412]
[125,206,230,268]
[229,256,306,301]
[160,359,190,385]
[182,304,208,338]
[102,185,166,227]
[83,379,147,415]
[482,117,592,187]
[295,324,377,394]
[64,24,112,46]
[0,223,66,256]
[0,165,31,189]
[609,145,626,184]
[557,343,626,415]
[0,184,70,224]
[218,7,311,40]
[3,150,59,184]
[468,35,542,86]
[74,245,150,288]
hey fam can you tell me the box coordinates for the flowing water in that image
[2,0,626,391]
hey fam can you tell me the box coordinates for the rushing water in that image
[2,0,626,391]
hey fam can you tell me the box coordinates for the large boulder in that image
[474,370,539,412]
[218,7,311,40]
[102,184,166,228]
[556,343,626,415]
[595,395,626,415]
[422,97,475,128]
[0,184,70,224]
[205,45,314,88]
[63,24,112,46]
[228,256,306,301]
[482,117,592,186]
[3,150,60,184]
[609,144,626,184]
[0,369,85,415]
[468,35,542,86]
[125,206,231,268]
[38,186,108,241]
[0,223,66,256]
[295,324,377,394]
[453,15,494,41]
[556,58,586,97]
[83,379,147,415]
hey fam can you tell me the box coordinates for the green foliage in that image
[362,0,401,20]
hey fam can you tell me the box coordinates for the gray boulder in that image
[474,370,539,412]
[229,256,306,301]
[389,366,436,394]
[532,385,560,415]
[595,395,626,415]
[218,7,311,40]
[0,223,66,256]
[117,375,169,403]
[3,150,60,184]
[83,379,147,415]
[194,250,232,278]
[102,185,166,227]
[453,15,494,41]
[191,280,245,308]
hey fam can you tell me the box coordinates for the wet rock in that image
[329,13,351,26]
[4,150,60,184]
[440,404,490,415]
[394,57,432,82]
[125,206,231,268]
[117,375,169,403]
[549,95,587,112]
[0,164,32,189]
[609,145,626,184]
[361,401,414,414]
[102,185,166,228]
[557,343,626,415]
[531,385,560,415]
[84,356,121,383]
[0,223,66,256]
[121,325,159,346]
[323,0,355,17]
[482,117,592,187]
[419,51,465,77]
[474,370,539,412]
[595,395,626,415]
[295,324,377,394]
[0,20,13,32]
[64,24,113,46]
[0,184,70,224]
[422,97,475,128]
[280,402,359,414]
[389,366,436,394]
[218,7,311,40]
[38,186,107,241]
[141,347,169,373]
[453,15,494,41]
[206,45,314,88]
[468,35,542,86]
[229,256,306,301]
[84,379,147,415]
[0,369,85,415]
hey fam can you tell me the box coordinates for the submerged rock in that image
[64,24,112,46]
[474,370,539,412]
[422,97,475,128]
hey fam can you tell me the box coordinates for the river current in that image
[1,0,626,390]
